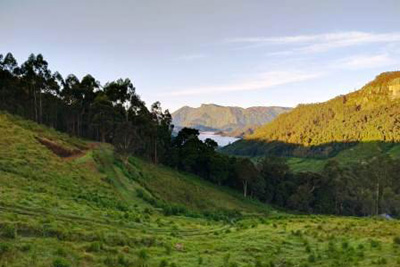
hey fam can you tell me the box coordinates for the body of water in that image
[198,131,239,147]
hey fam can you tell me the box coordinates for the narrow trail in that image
[63,142,100,161]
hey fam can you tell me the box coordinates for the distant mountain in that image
[223,71,400,158]
[172,104,291,137]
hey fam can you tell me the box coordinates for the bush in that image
[19,244,32,252]
[56,247,67,257]
[159,259,169,267]
[0,242,11,255]
[53,258,71,267]
[138,249,148,260]
[1,224,17,239]
[374,257,387,265]
[86,241,102,252]
[393,236,400,245]
[370,239,381,248]
[308,254,316,263]
[118,254,132,267]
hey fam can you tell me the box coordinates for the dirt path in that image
[63,142,100,161]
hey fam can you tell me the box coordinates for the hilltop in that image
[223,72,400,167]
[172,104,291,137]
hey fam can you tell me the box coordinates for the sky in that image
[1,0,400,112]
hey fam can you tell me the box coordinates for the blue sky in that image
[1,0,400,112]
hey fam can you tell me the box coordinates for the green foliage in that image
[1,224,16,239]
[0,243,10,255]
[52,258,71,267]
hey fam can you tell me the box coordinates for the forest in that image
[1,52,400,218]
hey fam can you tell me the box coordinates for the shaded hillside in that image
[172,104,290,137]
[224,72,400,158]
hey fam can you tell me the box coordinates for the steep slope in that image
[0,112,267,215]
[224,72,400,159]
[172,104,290,137]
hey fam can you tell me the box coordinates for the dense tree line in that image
[166,128,400,217]
[0,52,172,162]
[262,155,400,217]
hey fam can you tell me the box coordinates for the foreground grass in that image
[2,212,400,266]
[1,113,400,266]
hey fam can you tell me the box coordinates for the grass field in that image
[1,113,400,266]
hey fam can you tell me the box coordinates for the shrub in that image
[56,247,67,257]
[393,236,400,245]
[138,249,148,261]
[308,254,316,263]
[118,254,132,267]
[53,258,71,267]
[159,259,169,267]
[19,244,32,252]
[374,257,387,265]
[86,241,102,252]
[370,239,381,248]
[1,224,17,239]
[0,242,10,255]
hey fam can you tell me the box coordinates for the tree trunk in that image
[39,91,42,124]
[101,128,106,143]
[243,180,247,197]
[154,140,158,165]
[376,180,380,215]
[33,88,38,122]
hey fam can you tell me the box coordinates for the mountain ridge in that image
[172,103,291,137]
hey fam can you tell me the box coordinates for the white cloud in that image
[161,71,323,97]
[336,54,396,70]
[227,32,400,54]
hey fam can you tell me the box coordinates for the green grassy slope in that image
[1,112,400,266]
[130,158,269,215]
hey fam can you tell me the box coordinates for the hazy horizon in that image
[2,0,400,112]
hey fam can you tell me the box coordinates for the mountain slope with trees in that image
[172,104,290,137]
[224,71,400,158]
